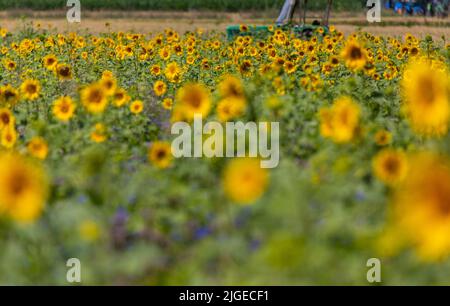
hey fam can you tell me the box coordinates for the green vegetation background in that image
[0,0,366,11]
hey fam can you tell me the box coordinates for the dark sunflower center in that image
[1,114,10,125]
[156,149,167,159]
[9,172,28,196]
[59,67,70,77]
[26,84,37,94]
[89,90,103,104]
[350,46,363,60]
[384,158,399,174]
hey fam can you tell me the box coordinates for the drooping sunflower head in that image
[55,63,72,80]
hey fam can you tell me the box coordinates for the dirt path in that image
[0,10,448,38]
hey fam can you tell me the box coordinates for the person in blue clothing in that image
[391,0,428,15]
[394,0,405,14]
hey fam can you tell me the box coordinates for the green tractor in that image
[226,0,333,40]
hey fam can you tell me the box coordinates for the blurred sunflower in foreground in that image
[0,152,48,223]
[401,60,450,136]
[175,83,211,121]
[380,152,450,261]
[223,158,269,205]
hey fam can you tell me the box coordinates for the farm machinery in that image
[226,0,333,40]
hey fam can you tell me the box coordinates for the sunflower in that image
[374,129,392,146]
[148,141,172,169]
[162,98,173,110]
[1,126,17,149]
[386,153,450,261]
[20,79,41,101]
[3,59,16,71]
[150,64,161,76]
[401,60,449,136]
[43,54,58,70]
[130,100,144,114]
[27,137,49,160]
[81,83,108,114]
[218,75,244,99]
[223,158,269,205]
[159,47,171,61]
[175,83,211,121]
[239,60,253,77]
[102,70,114,79]
[90,123,107,143]
[0,108,15,130]
[372,149,408,186]
[216,97,247,122]
[112,88,131,107]
[239,24,249,32]
[164,62,182,82]
[153,80,167,97]
[0,85,20,105]
[0,28,7,38]
[52,96,76,122]
[0,152,48,223]
[55,63,72,80]
[341,40,367,71]
[319,96,361,143]
[99,75,117,97]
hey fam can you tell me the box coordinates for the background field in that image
[0,0,365,11]
[1,11,448,39]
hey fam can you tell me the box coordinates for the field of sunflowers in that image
[0,22,449,285]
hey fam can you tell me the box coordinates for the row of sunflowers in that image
[0,24,449,284]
